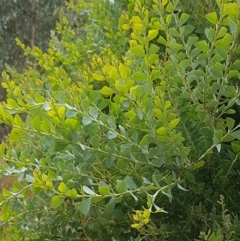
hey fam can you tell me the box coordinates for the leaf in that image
[43,103,51,111]
[10,128,26,140]
[217,27,228,39]
[119,63,128,79]
[91,196,104,204]
[126,176,137,189]
[149,44,160,54]
[106,155,115,167]
[31,116,41,131]
[26,174,34,183]
[55,140,68,151]
[169,118,180,130]
[147,29,158,41]
[67,189,78,198]
[13,181,23,192]
[156,127,167,135]
[2,189,12,197]
[181,25,195,35]
[89,90,101,101]
[151,70,161,81]
[164,13,171,25]
[147,194,153,207]
[206,12,218,24]
[169,27,180,37]
[230,130,240,140]
[100,86,115,95]
[82,150,92,162]
[229,20,237,36]
[231,60,240,70]
[132,72,147,80]
[179,13,190,26]
[190,161,205,171]
[209,67,223,78]
[82,116,92,125]
[106,198,115,212]
[89,107,98,119]
[134,108,142,120]
[214,129,223,143]
[0,212,10,222]
[41,119,51,133]
[108,116,116,128]
[140,134,153,146]
[7,99,19,109]
[105,140,116,154]
[99,98,110,110]
[98,181,110,195]
[131,45,145,57]
[231,141,240,153]
[122,24,130,30]
[57,106,65,119]
[216,144,221,153]
[180,59,190,69]
[108,131,117,140]
[58,182,67,194]
[55,91,65,104]
[187,36,198,48]
[65,118,78,129]
[214,33,233,50]
[212,62,225,71]
[92,72,105,81]
[185,172,195,183]
[83,185,96,195]
[51,195,65,209]
[152,204,167,213]
[157,135,169,142]
[226,117,235,130]
[226,3,239,17]
[76,198,91,215]
[97,217,108,225]
[194,40,209,52]
[130,85,143,100]
[157,36,167,45]
[66,109,78,118]
[14,114,24,127]
[205,27,215,42]
[116,180,127,193]
[177,184,188,191]
[90,135,100,148]
[162,0,168,6]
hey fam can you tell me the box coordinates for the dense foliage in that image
[1,0,240,240]
[0,0,67,141]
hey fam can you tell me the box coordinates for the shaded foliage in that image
[0,0,66,73]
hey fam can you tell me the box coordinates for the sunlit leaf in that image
[147,29,158,41]
[51,195,65,209]
[206,12,218,24]
[131,45,145,57]
[83,185,96,195]
[100,86,115,95]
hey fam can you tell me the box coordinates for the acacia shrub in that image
[0,0,240,240]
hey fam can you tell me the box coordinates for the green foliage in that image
[1,0,240,240]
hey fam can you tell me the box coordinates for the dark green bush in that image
[1,0,240,240]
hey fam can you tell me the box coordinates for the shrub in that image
[1,0,240,240]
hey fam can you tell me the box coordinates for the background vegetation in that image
[0,0,240,240]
